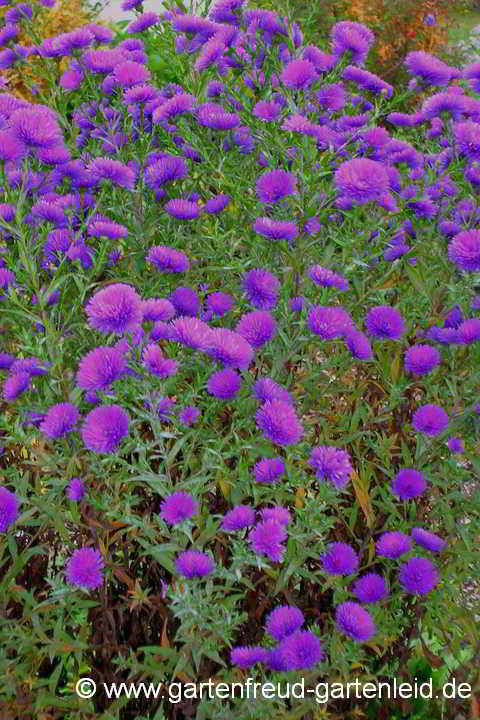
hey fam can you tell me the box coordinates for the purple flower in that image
[160,491,198,524]
[308,265,348,291]
[343,65,392,96]
[265,605,304,640]
[261,506,291,526]
[253,217,298,242]
[203,194,231,214]
[66,547,104,589]
[152,93,196,123]
[206,292,235,317]
[459,318,480,345]
[280,59,317,90]
[243,268,280,309]
[171,317,213,350]
[141,299,175,322]
[344,329,373,360]
[222,505,256,531]
[322,542,359,575]
[230,646,269,668]
[0,487,17,532]
[412,527,446,553]
[256,400,303,446]
[143,344,178,378]
[169,287,200,317]
[405,51,455,87]
[447,436,464,453]
[113,60,151,88]
[88,157,135,189]
[86,284,142,335]
[331,21,375,65]
[40,403,79,439]
[412,404,448,436]
[335,602,376,642]
[146,245,190,273]
[3,372,30,401]
[146,157,188,190]
[308,305,354,339]
[9,106,62,149]
[164,198,199,220]
[365,306,405,340]
[289,296,305,312]
[274,630,325,670]
[376,531,412,559]
[235,310,276,348]
[424,13,436,25]
[249,520,287,562]
[448,230,480,272]
[252,100,282,121]
[256,169,297,204]
[253,457,285,484]
[67,477,85,501]
[392,468,427,500]
[179,405,201,426]
[207,368,242,399]
[335,158,389,205]
[128,12,159,33]
[196,102,239,130]
[76,347,126,391]
[399,557,438,595]
[175,549,214,578]
[352,573,388,603]
[404,344,440,375]
[308,446,353,490]
[206,328,253,369]
[253,378,293,406]
[88,220,128,239]
[81,405,129,453]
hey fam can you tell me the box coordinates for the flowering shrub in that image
[0,1,479,719]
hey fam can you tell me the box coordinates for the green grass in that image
[448,8,480,44]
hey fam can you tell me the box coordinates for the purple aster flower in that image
[160,491,198,524]
[308,446,353,490]
[152,93,196,123]
[308,265,348,291]
[67,477,85,501]
[81,405,129,453]
[344,329,373,360]
[253,378,293,405]
[352,573,388,603]
[265,605,304,641]
[128,12,159,33]
[444,305,463,330]
[76,347,126,391]
[343,65,392,96]
[113,60,151,88]
[169,287,200,317]
[0,353,15,370]
[376,531,412,559]
[275,630,325,670]
[141,298,175,322]
[124,84,158,105]
[261,506,291,526]
[287,297,304,314]
[143,344,178,378]
[0,269,15,290]
[86,284,142,335]
[322,542,359,575]
[147,245,189,273]
[412,404,448,436]
[171,317,213,350]
[392,468,427,500]
[412,527,446,553]
[9,106,62,149]
[235,310,276,348]
[0,487,17,532]
[206,328,253,369]
[404,51,455,87]
[253,217,298,243]
[280,58,317,90]
[39,403,79,439]
[335,159,389,205]
[206,292,234,317]
[458,318,480,344]
[196,102,239,130]
[335,602,376,642]
[230,646,269,668]
[3,372,30,401]
[203,194,231,214]
[179,405,201,426]
[252,100,282,121]
[164,199,199,220]
[147,395,175,422]
[207,368,242,399]
[253,457,285,483]
[222,505,256,531]
[399,556,438,595]
[448,230,480,272]
[88,220,128,239]
[243,268,280,310]
[331,21,374,65]
[256,169,297,204]
[365,306,405,340]
[308,305,354,339]
[87,157,135,189]
[195,35,226,73]
[66,547,104,589]
[447,436,464,453]
[175,549,214,578]
[404,344,440,375]
[81,48,128,74]
[249,520,287,562]
[256,400,303,446]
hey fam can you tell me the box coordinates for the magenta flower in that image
[222,505,256,531]
[169,287,200,317]
[9,106,62,149]
[203,194,231,214]
[253,217,298,242]
[405,51,455,86]
[66,547,104,589]
[175,549,214,578]
[88,157,135,189]
[448,230,480,272]
[164,199,199,220]
[322,542,359,575]
[171,317,213,350]
[147,245,189,273]
[253,458,285,484]
[252,100,282,121]
[253,378,293,406]
[113,60,151,87]
[335,158,389,205]
[256,400,303,446]
[274,630,325,670]
[235,310,276,348]
[160,491,198,524]
[81,405,129,454]
[308,446,353,489]
[352,573,389,603]
[141,299,175,322]
[85,284,142,335]
[127,12,159,33]
[344,329,373,360]
[447,436,464,453]
[365,305,405,340]
[392,468,427,500]
[404,345,440,375]
[265,605,304,640]
[67,477,85,501]
[3,372,30,401]
[308,265,348,291]
[376,531,412,559]
[196,102,240,130]
[0,487,18,532]
[412,527,446,553]
[331,21,375,65]
[231,646,269,668]
[76,346,126,391]
[280,59,317,90]
[248,520,287,562]
[399,556,438,595]
[308,305,354,339]
[143,344,178,378]
[206,328,253,369]
[207,368,242,399]
[206,292,235,317]
[40,403,79,439]
[243,268,280,309]
[179,405,201,426]
[412,404,448,436]
[335,602,376,642]
[256,169,297,204]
